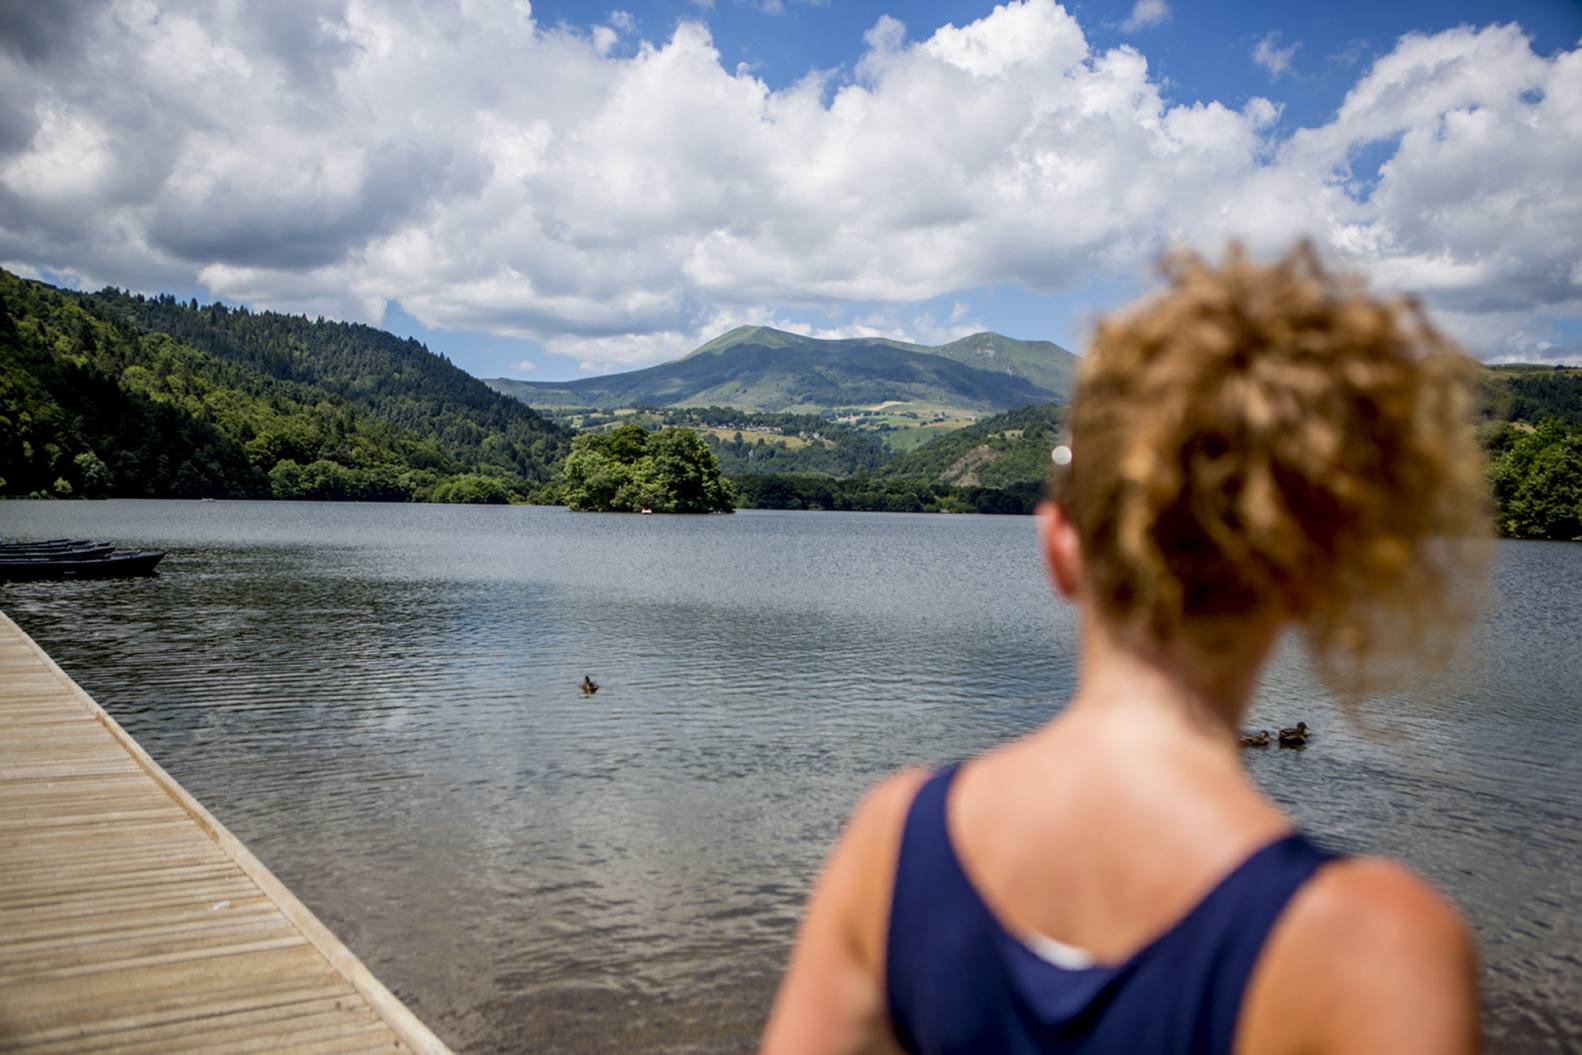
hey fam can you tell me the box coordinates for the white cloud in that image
[1252,32,1299,77]
[1243,96,1281,128]
[0,2,1577,370]
[510,359,538,372]
[1121,0,1170,32]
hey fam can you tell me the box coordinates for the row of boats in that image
[0,538,166,581]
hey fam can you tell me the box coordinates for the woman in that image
[761,244,1488,1055]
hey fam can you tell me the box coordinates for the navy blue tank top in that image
[886,766,1339,1054]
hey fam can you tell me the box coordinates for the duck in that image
[580,675,599,696]
[1238,729,1270,748]
[1277,722,1308,747]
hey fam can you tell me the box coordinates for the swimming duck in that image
[580,675,599,696]
[1238,730,1270,748]
[1277,722,1308,747]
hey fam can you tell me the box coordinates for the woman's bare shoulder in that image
[1240,855,1479,1055]
[1295,856,1472,948]
[758,768,934,1055]
[827,768,934,919]
[845,768,933,842]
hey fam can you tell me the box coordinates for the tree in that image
[429,473,511,504]
[1489,419,1582,539]
[561,425,733,513]
[73,450,113,496]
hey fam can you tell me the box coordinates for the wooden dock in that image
[0,611,454,1054]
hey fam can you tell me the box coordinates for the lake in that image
[1,500,1578,1053]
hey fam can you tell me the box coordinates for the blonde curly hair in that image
[1055,243,1491,693]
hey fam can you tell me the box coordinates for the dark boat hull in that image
[0,544,116,560]
[0,551,165,581]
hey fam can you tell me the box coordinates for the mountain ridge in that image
[487,325,1079,416]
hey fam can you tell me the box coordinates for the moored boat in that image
[0,545,165,581]
[0,538,95,551]
[0,543,116,560]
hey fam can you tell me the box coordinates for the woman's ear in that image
[1037,500,1083,600]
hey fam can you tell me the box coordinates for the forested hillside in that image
[882,403,1066,488]
[1480,365,1582,426]
[84,287,566,481]
[0,270,565,502]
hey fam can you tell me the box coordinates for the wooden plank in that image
[0,895,278,945]
[0,985,361,1052]
[2,998,379,1055]
[0,611,452,1055]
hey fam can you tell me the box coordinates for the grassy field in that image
[828,400,982,450]
[694,426,815,449]
[543,398,994,455]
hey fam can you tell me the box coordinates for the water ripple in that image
[1,500,1577,1053]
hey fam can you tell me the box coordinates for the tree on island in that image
[1488,418,1582,539]
[562,424,734,513]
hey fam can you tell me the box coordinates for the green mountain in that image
[0,269,566,501]
[83,287,566,482]
[486,325,1077,416]
[924,332,1080,399]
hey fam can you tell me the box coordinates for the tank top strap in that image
[1178,830,1343,1053]
[885,764,974,1050]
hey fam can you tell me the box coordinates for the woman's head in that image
[1047,242,1490,692]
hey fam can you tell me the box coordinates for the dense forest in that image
[561,424,733,513]
[84,286,567,482]
[1486,418,1582,540]
[1480,366,1582,427]
[1479,368,1582,539]
[0,270,566,502]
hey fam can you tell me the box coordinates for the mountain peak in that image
[689,324,806,357]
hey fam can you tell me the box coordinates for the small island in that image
[561,423,734,513]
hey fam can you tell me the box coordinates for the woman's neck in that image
[1061,610,1272,748]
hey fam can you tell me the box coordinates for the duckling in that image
[1238,729,1270,748]
[1277,721,1308,747]
[580,675,599,696]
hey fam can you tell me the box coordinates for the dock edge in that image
[0,609,456,1055]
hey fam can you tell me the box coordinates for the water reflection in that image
[1,500,1577,1052]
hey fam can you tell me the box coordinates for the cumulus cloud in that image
[1252,32,1299,77]
[0,1,1577,370]
[1121,0,1170,32]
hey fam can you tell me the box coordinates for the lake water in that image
[1,500,1578,1053]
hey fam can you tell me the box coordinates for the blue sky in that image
[5,0,1581,378]
[392,0,1582,378]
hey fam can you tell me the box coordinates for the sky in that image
[1,1,1580,381]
